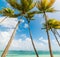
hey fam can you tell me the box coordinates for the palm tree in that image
[43,19,60,46]
[1,21,21,57]
[36,0,56,57]
[0,8,21,57]
[24,12,40,57]
[0,0,39,57]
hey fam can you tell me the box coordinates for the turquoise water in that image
[0,51,60,57]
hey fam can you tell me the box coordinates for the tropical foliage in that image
[44,19,60,29]
[6,0,36,14]
[36,0,55,12]
[36,0,56,57]
[43,19,60,46]
[0,0,60,57]
[0,0,39,57]
[25,13,39,57]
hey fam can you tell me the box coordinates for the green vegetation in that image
[43,19,60,46]
[0,0,60,57]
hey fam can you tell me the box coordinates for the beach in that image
[0,51,60,57]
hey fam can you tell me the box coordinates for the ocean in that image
[0,51,60,57]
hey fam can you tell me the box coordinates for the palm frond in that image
[21,0,29,8]
[21,0,35,12]
[41,0,49,10]
[10,13,21,18]
[7,0,22,11]
[28,11,42,14]
[44,19,60,29]
[24,11,37,22]
[25,13,34,19]
[37,0,55,12]
[29,3,36,10]
[54,26,60,29]
[27,0,33,5]
[46,0,55,9]
[1,8,21,18]
[0,10,2,14]
[46,8,56,12]
[2,8,14,17]
[25,10,42,19]
[44,0,49,8]
[36,1,42,11]
[21,0,30,12]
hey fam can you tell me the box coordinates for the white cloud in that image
[0,29,13,50]
[0,0,60,51]
[53,0,60,10]
[0,17,18,50]
[0,17,18,29]
[20,19,24,23]
[39,37,60,51]
[39,37,48,44]
[0,31,60,51]
[24,23,28,28]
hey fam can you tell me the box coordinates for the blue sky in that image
[0,0,60,51]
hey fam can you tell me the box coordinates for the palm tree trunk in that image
[44,12,54,57]
[28,21,39,57]
[0,16,7,23]
[51,29,60,46]
[1,21,20,57]
[55,30,60,37]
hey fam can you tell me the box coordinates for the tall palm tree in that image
[43,19,60,46]
[0,0,39,57]
[0,8,22,57]
[1,21,21,57]
[24,12,40,57]
[36,0,56,57]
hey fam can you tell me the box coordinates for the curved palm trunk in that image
[28,21,39,57]
[51,29,60,46]
[0,17,7,23]
[44,12,54,57]
[1,21,20,57]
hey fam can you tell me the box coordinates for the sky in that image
[0,0,60,51]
